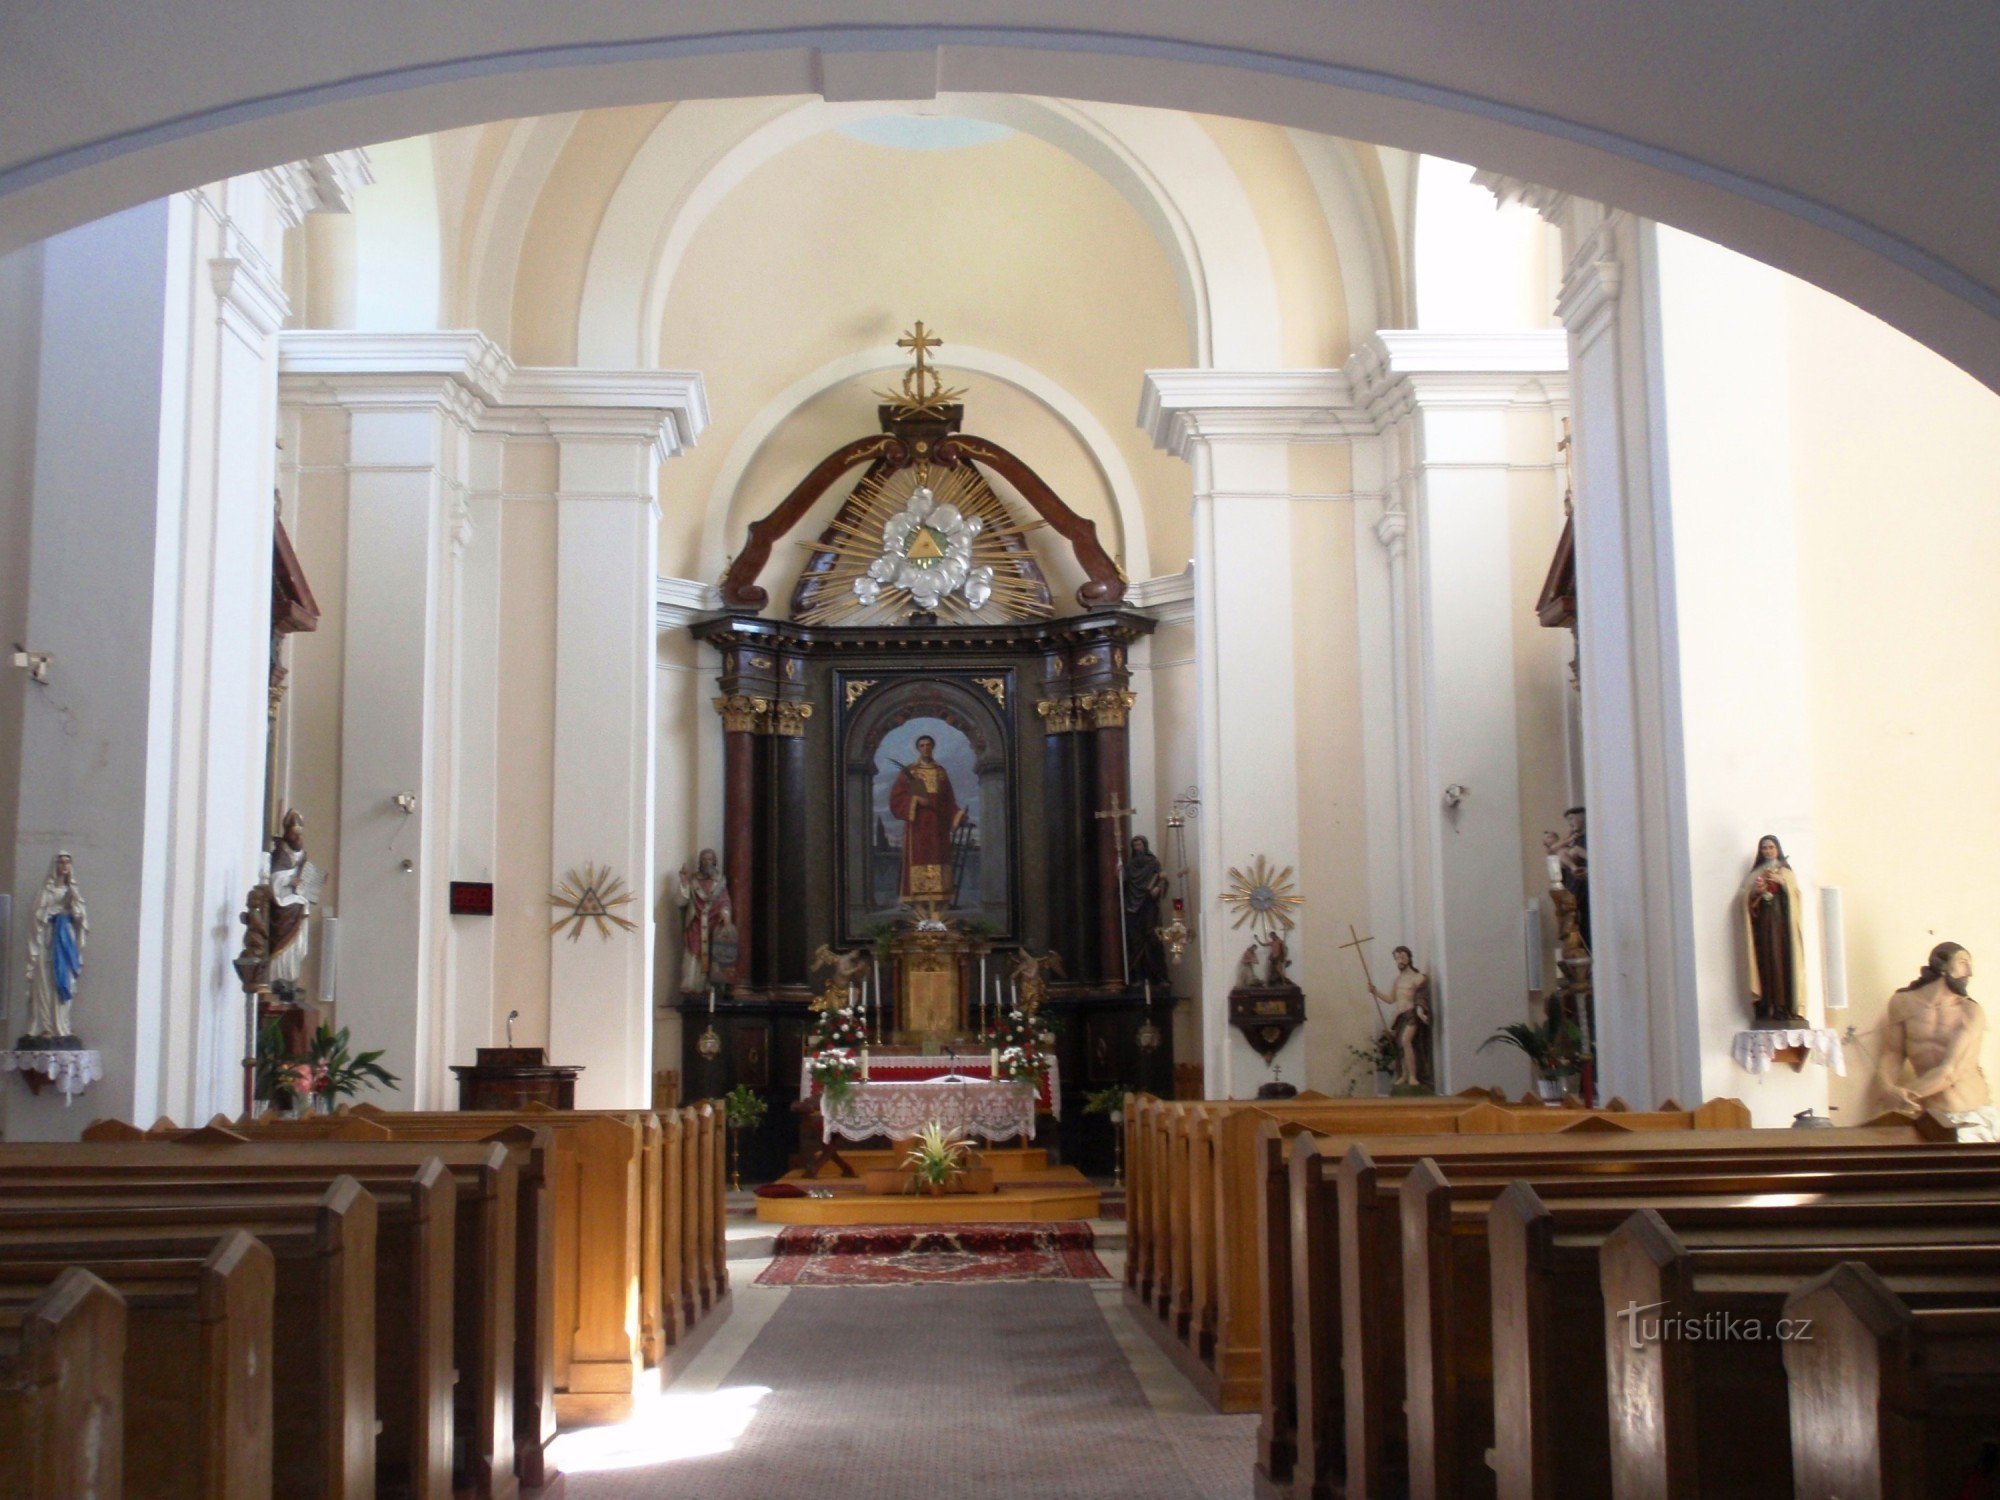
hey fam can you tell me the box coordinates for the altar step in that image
[790,1146,1053,1175]
[754,1152,1101,1225]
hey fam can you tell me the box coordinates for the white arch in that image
[460,112,580,341]
[576,93,1292,370]
[695,343,1154,589]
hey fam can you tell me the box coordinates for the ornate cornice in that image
[277,331,709,457]
[259,150,375,228]
[1345,331,1570,427]
[1139,369,1368,459]
[1471,169,1572,226]
[655,574,722,630]
[1127,569,1195,626]
[1554,216,1627,346]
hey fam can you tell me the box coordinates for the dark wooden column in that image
[716,693,762,985]
[768,671,814,987]
[1091,701,1132,985]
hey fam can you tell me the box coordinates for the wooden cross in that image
[1095,798,1137,851]
[1339,923,1391,1026]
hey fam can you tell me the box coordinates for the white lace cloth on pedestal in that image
[1944,1106,2000,1143]
[1730,1028,1846,1077]
[800,1053,1060,1113]
[821,1077,1038,1143]
[1,1048,105,1103]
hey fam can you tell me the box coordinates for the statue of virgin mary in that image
[23,851,88,1044]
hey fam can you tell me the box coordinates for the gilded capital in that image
[713,693,771,734]
[770,700,815,738]
[1036,696,1080,735]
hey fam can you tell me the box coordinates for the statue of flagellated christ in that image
[888,733,967,903]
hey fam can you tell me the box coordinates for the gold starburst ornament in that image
[548,862,638,942]
[1220,855,1302,936]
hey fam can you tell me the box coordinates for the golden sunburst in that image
[548,861,638,942]
[1219,855,1303,935]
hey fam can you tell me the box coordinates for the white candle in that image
[860,1048,870,1080]
[1821,886,1848,1012]
[1524,901,1545,992]
[990,1047,1000,1080]
[708,983,715,1015]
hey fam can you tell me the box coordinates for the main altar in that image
[679,327,1184,1183]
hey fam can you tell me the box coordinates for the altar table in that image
[803,1054,1061,1144]
[799,1052,1060,1112]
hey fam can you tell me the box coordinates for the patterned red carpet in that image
[756,1221,1109,1286]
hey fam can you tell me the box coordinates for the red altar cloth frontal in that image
[800,1052,1060,1115]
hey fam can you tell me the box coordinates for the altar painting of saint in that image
[874,718,979,906]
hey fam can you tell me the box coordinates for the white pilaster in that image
[1142,371,1363,1096]
[279,334,706,1108]
[531,374,705,1108]
[1349,331,1570,1090]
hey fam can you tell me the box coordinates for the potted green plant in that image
[722,1084,767,1191]
[1479,1016,1583,1102]
[1347,1031,1402,1097]
[903,1121,973,1195]
[301,1024,400,1111]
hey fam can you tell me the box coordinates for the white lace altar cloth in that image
[800,1052,1060,1114]
[1730,1027,1846,1077]
[819,1077,1039,1143]
[1945,1106,2000,1143]
[1,1048,104,1103]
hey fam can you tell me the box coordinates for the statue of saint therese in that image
[23,852,88,1044]
[1740,834,1806,1025]
[888,734,966,904]
[1876,942,1990,1111]
[676,849,732,993]
[1370,945,1435,1090]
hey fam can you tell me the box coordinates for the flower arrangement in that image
[256,1019,398,1114]
[985,1007,1048,1087]
[722,1083,768,1132]
[903,1121,974,1194]
[807,1004,870,1111]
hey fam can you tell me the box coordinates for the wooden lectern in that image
[451,1047,583,1110]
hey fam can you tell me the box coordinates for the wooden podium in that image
[451,1047,583,1110]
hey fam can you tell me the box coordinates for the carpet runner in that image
[756,1220,1109,1286]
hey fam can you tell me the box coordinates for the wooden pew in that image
[0,1177,377,1500]
[1405,1152,2000,1500]
[323,1106,644,1398]
[0,1230,274,1500]
[1271,1121,1959,1500]
[0,1267,125,1500]
[1783,1261,2000,1500]
[1143,1092,1749,1418]
[1602,1211,2000,1500]
[1,1139,519,1500]
[1491,1179,2000,1500]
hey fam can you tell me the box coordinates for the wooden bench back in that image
[0,1267,125,1500]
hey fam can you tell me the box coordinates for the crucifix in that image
[1339,923,1391,1030]
[1096,797,1138,984]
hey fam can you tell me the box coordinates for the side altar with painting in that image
[676,328,1185,1181]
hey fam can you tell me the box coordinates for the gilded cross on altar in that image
[879,320,967,417]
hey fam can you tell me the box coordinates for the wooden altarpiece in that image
[682,391,1179,1177]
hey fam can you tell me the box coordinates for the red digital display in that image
[449,881,495,917]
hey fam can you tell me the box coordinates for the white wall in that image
[5,179,289,1138]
